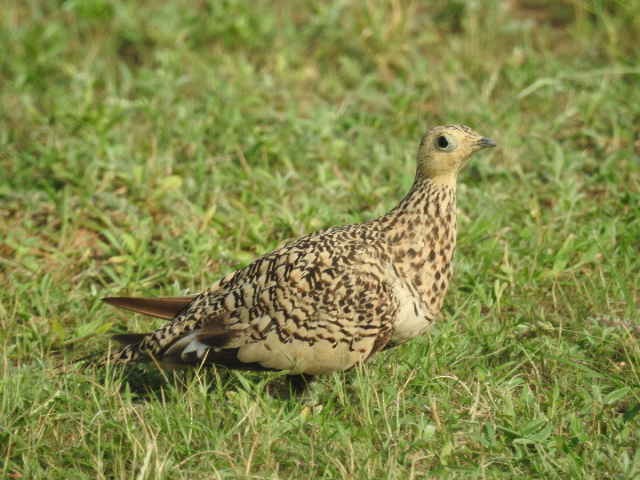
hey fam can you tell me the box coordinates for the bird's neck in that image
[377,175,458,311]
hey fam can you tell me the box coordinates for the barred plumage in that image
[103,125,496,375]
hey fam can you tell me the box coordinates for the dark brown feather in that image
[103,296,194,319]
[195,324,235,348]
[112,333,146,345]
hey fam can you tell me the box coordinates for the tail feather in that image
[70,342,142,368]
[107,343,143,364]
[102,296,194,319]
[101,295,198,367]
[112,333,147,345]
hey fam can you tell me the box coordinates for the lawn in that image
[1,0,639,478]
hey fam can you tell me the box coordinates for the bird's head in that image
[417,124,496,184]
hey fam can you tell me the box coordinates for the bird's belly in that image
[237,332,375,375]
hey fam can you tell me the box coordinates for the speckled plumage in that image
[104,125,495,374]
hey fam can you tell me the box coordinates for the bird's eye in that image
[434,134,456,151]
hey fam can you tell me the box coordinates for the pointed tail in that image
[98,295,195,366]
[102,296,194,319]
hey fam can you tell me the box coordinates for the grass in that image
[1,0,639,477]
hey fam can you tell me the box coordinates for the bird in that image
[102,124,496,375]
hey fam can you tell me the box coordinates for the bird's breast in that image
[389,277,433,345]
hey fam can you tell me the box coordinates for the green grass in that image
[2,0,640,478]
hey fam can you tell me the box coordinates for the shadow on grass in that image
[93,364,316,402]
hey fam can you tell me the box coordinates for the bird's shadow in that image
[97,365,315,402]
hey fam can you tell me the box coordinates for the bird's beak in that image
[475,137,497,149]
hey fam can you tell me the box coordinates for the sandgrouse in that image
[104,125,495,375]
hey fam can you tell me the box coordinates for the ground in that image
[1,1,639,478]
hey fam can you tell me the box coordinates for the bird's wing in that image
[119,241,399,374]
